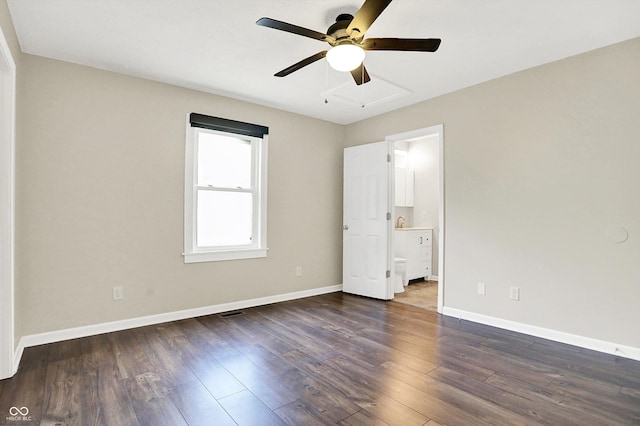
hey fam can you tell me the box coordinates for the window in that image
[184,113,268,263]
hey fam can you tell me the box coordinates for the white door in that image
[343,142,393,300]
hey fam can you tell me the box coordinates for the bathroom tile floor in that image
[392,279,438,311]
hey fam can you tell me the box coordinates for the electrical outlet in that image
[296,266,302,277]
[477,282,486,295]
[112,286,124,300]
[509,286,520,301]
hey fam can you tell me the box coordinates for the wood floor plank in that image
[252,310,343,362]
[429,368,604,425]
[489,335,640,389]
[172,332,246,400]
[436,334,556,387]
[218,389,287,426]
[225,310,309,356]
[338,409,391,426]
[216,349,300,410]
[167,381,237,426]
[124,371,188,426]
[429,366,557,425]
[619,385,640,409]
[2,292,640,426]
[547,371,621,400]
[327,354,504,426]
[383,365,530,425]
[136,325,198,388]
[40,341,89,425]
[547,378,640,425]
[292,300,442,371]
[357,324,438,352]
[80,335,140,426]
[354,393,429,426]
[274,399,340,426]
[241,345,361,422]
[278,349,379,408]
[106,329,157,380]
[486,371,639,425]
[0,344,50,425]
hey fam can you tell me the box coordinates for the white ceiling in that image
[7,0,640,125]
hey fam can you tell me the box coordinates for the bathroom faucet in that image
[396,216,406,228]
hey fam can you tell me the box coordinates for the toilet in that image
[394,257,408,293]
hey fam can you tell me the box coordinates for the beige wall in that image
[15,54,345,337]
[346,37,640,349]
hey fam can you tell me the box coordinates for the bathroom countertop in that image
[394,227,434,231]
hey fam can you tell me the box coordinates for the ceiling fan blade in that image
[347,0,393,40]
[350,64,371,85]
[362,38,441,52]
[256,17,334,43]
[274,51,328,77]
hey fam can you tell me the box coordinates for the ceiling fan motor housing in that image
[327,14,354,43]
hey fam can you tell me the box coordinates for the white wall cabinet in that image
[394,167,414,207]
[395,228,432,280]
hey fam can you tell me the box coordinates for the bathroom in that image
[393,134,440,311]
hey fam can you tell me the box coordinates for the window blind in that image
[189,113,268,138]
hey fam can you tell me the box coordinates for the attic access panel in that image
[321,75,410,108]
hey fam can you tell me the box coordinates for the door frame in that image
[0,25,16,379]
[387,124,445,313]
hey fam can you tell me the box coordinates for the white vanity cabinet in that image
[395,228,432,280]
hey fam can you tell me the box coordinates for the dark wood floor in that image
[1,293,639,426]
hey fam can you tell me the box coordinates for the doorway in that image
[0,26,17,379]
[387,125,444,313]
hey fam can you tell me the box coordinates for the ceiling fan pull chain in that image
[324,60,329,104]
[361,64,365,108]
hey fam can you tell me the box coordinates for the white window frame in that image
[184,115,268,263]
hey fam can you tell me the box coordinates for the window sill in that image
[183,247,268,263]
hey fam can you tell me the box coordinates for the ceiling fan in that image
[256,0,441,85]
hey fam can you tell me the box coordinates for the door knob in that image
[343,225,349,230]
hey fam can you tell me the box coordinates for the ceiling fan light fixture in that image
[326,44,365,72]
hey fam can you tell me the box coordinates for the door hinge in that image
[386,270,391,278]
[387,154,391,163]
[386,212,391,220]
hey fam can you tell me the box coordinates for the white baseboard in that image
[443,307,640,362]
[14,284,342,372]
